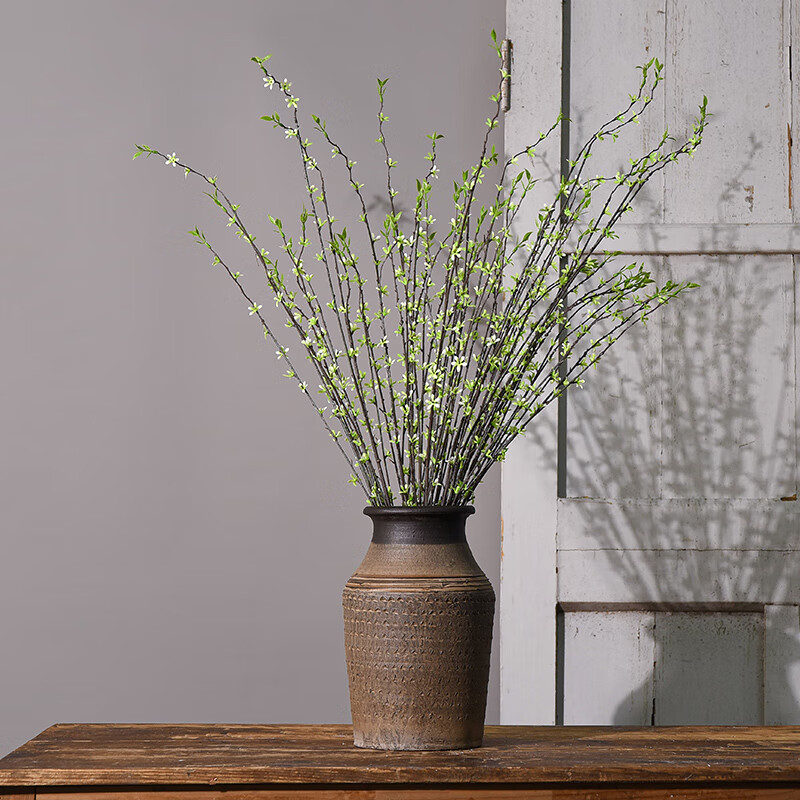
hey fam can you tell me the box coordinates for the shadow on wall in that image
[526,196,798,723]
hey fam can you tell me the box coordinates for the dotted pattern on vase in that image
[342,582,495,749]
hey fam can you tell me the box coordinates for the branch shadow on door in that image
[526,214,798,724]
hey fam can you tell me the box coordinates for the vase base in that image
[352,732,484,751]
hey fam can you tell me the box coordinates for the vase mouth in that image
[363,505,475,518]
[363,506,474,545]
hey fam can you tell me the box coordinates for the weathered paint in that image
[653,612,765,724]
[562,611,656,724]
[502,0,800,725]
[499,0,562,725]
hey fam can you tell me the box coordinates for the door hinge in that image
[501,38,513,112]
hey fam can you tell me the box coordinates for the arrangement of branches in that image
[135,39,707,507]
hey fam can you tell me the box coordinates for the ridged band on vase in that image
[342,506,495,751]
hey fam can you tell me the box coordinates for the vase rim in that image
[364,505,475,517]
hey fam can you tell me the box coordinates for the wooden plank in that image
[557,498,800,552]
[29,787,800,800]
[558,549,800,605]
[500,427,558,724]
[562,611,655,724]
[565,1,666,500]
[793,0,799,223]
[665,0,791,225]
[660,255,796,500]
[795,252,800,505]
[500,0,562,726]
[7,725,800,786]
[653,611,764,725]
[765,605,800,723]
[564,223,800,254]
[562,602,765,613]
[570,0,666,226]
[504,0,564,211]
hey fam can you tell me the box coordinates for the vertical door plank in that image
[765,604,800,723]
[500,0,563,725]
[563,611,655,724]
[654,612,764,724]
[566,0,667,500]
[570,0,667,225]
[665,0,791,224]
[793,0,799,223]
[794,0,799,514]
[795,250,799,503]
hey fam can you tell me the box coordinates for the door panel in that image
[562,609,767,725]
[502,0,800,724]
[765,605,800,723]
[562,610,655,724]
[653,611,764,724]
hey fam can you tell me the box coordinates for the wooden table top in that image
[2,724,800,787]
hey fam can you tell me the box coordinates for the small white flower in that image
[165,152,178,166]
[248,304,262,316]
[263,76,275,89]
[431,165,440,178]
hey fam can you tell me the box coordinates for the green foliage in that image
[135,48,707,507]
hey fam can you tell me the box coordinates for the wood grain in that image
[3,725,800,787]
[31,787,800,800]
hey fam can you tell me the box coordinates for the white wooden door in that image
[501,0,799,725]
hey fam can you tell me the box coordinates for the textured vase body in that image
[343,506,495,751]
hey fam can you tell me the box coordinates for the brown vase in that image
[342,506,495,751]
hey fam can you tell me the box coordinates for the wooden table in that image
[2,724,800,799]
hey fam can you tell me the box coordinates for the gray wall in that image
[0,1,504,756]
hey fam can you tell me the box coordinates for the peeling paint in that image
[744,185,755,212]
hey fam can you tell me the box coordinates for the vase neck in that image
[364,506,474,545]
